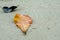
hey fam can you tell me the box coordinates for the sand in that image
[0,0,60,40]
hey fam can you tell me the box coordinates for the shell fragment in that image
[14,14,32,33]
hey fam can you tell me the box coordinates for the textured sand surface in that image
[0,0,60,40]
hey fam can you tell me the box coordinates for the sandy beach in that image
[0,0,60,40]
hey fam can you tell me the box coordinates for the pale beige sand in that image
[0,0,60,40]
